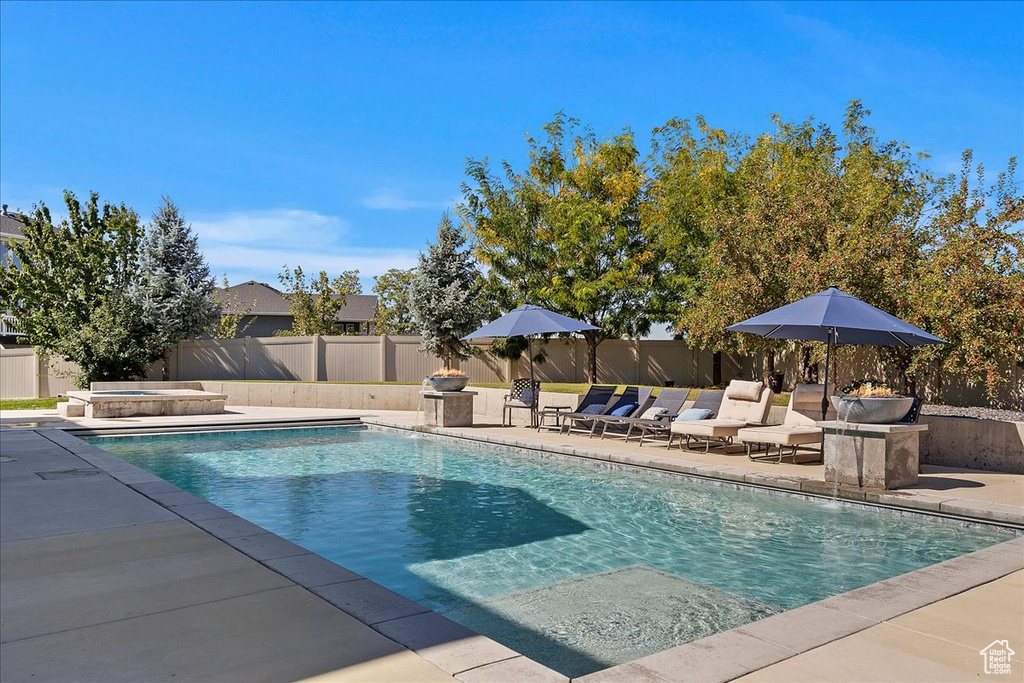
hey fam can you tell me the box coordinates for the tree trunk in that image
[801,345,818,383]
[161,349,171,382]
[765,350,776,379]
[582,330,600,383]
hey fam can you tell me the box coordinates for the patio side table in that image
[537,406,573,432]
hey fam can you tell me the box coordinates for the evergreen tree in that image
[134,197,220,379]
[409,214,484,369]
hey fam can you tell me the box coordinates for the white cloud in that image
[202,244,418,279]
[362,188,452,211]
[189,208,420,287]
[191,208,350,247]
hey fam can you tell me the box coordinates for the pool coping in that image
[54,420,1024,683]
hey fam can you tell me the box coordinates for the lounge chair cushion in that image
[675,408,712,422]
[640,406,667,420]
[736,425,823,446]
[610,402,638,417]
[670,418,751,439]
[580,404,605,415]
[724,380,764,402]
[715,380,775,424]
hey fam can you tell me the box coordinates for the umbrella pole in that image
[528,336,536,427]
[821,329,833,421]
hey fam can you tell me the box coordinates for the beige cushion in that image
[640,406,668,420]
[718,381,775,424]
[724,380,764,402]
[737,425,823,446]
[671,418,748,438]
[785,383,836,427]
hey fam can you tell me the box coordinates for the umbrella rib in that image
[888,331,912,348]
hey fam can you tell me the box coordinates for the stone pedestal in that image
[818,421,928,490]
[422,390,476,428]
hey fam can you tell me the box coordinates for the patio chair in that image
[560,386,641,435]
[589,387,655,438]
[503,378,541,427]
[537,384,617,432]
[670,379,775,453]
[599,387,692,445]
[736,384,834,463]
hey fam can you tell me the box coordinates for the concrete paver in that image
[1,520,292,641]
[1,586,447,683]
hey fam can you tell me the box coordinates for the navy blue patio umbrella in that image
[463,304,600,388]
[726,288,946,419]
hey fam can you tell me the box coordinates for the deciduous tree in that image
[276,265,361,336]
[0,191,154,386]
[461,112,668,381]
[372,267,418,335]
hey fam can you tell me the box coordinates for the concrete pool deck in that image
[2,405,1022,682]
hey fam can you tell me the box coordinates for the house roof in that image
[219,280,378,321]
[0,212,25,238]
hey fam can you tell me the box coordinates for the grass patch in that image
[0,397,67,411]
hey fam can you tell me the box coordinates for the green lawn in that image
[0,397,67,411]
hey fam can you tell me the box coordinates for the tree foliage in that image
[210,275,256,339]
[461,112,669,381]
[372,267,418,335]
[409,214,483,369]
[276,265,361,336]
[133,197,220,378]
[0,191,154,387]
[906,152,1024,398]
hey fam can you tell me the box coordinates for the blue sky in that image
[2,1,1022,303]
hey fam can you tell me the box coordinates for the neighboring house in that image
[0,205,28,344]
[218,280,378,337]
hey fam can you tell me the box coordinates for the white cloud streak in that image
[362,188,453,211]
[190,208,419,287]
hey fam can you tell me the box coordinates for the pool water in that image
[90,427,1016,676]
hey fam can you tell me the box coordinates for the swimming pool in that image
[90,426,1017,677]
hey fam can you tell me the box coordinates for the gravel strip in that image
[921,405,1023,422]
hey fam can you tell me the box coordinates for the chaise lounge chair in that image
[560,386,642,435]
[596,388,692,445]
[587,387,655,438]
[736,384,833,463]
[669,379,775,453]
[537,384,617,432]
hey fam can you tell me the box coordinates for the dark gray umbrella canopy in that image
[726,288,946,419]
[463,304,600,340]
[725,287,945,347]
[463,305,600,420]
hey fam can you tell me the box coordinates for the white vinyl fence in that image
[2,335,1021,408]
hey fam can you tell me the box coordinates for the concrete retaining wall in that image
[919,416,1024,473]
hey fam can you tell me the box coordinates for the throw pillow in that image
[609,402,638,417]
[519,387,535,406]
[675,408,713,422]
[580,404,605,415]
[640,407,667,420]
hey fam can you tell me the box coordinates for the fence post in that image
[35,351,43,399]
[311,335,321,382]
[379,335,387,382]
[244,337,250,380]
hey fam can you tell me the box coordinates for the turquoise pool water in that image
[90,426,1016,676]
